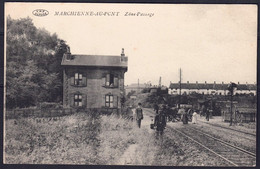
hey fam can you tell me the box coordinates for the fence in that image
[222,111,256,123]
[5,107,121,120]
[5,108,77,119]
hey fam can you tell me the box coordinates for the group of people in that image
[133,103,167,135]
[178,108,199,124]
[133,103,210,137]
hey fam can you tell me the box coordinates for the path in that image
[117,108,156,165]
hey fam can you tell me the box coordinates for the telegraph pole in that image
[179,68,182,108]
[138,78,139,93]
[230,91,233,126]
[228,82,237,126]
[159,76,162,87]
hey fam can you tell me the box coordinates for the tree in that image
[6,16,68,109]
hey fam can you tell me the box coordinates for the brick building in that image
[169,81,256,96]
[61,47,128,111]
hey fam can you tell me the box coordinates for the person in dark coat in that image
[154,109,166,136]
[135,103,143,128]
[206,108,210,121]
[182,109,189,124]
[154,103,159,114]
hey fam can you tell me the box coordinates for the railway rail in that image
[194,122,256,143]
[144,108,256,166]
[169,125,256,166]
[197,119,256,137]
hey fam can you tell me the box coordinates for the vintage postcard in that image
[4,2,257,166]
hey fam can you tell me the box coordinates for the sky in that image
[5,3,257,86]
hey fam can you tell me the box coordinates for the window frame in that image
[105,94,114,108]
[74,93,82,107]
[103,73,118,88]
[74,73,83,86]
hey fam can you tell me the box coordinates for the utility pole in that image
[230,90,233,126]
[159,76,162,87]
[179,68,182,108]
[228,82,237,126]
[138,78,139,93]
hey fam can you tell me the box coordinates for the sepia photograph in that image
[3,2,257,166]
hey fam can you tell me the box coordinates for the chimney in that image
[121,48,127,62]
[121,48,125,56]
[238,82,239,84]
[64,46,72,60]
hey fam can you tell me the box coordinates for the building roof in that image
[61,54,128,68]
[169,82,256,91]
[126,83,147,88]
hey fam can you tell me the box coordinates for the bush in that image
[37,102,62,109]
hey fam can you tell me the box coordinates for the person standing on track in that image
[135,103,143,128]
[205,108,210,121]
[192,110,198,124]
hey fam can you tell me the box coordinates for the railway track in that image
[197,119,256,137]
[194,121,256,143]
[169,125,256,166]
[144,108,256,166]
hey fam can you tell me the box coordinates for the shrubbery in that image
[37,102,63,109]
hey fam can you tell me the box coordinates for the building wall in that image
[168,88,257,96]
[63,67,126,109]
[168,88,231,96]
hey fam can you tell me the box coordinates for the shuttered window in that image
[105,94,118,108]
[71,73,87,87]
[103,73,119,88]
[75,73,82,85]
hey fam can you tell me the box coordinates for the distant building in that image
[125,83,150,94]
[61,47,128,111]
[168,81,256,96]
[130,95,137,99]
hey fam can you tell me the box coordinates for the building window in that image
[106,74,114,86]
[74,94,82,106]
[75,73,83,86]
[103,74,118,87]
[105,95,114,108]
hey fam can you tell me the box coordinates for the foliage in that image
[4,112,134,164]
[141,88,150,93]
[6,16,69,109]
[126,90,136,99]
[5,112,102,164]
[37,102,62,109]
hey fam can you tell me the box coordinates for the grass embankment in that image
[4,112,233,166]
[5,114,101,164]
[4,113,137,164]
